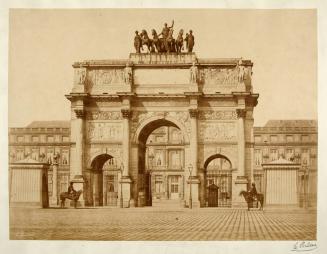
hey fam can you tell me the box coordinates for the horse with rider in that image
[134,20,195,53]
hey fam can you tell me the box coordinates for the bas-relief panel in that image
[88,69,125,86]
[86,122,122,141]
[199,67,239,85]
[199,122,237,142]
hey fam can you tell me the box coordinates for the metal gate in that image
[206,170,232,207]
[208,183,218,207]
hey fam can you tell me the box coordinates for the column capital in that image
[74,109,85,118]
[189,109,199,118]
[121,109,132,119]
[236,108,246,119]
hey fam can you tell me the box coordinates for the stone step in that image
[152,199,185,208]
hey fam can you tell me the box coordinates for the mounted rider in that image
[68,181,77,198]
[248,182,258,201]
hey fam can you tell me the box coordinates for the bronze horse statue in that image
[175,29,184,53]
[60,190,83,208]
[239,190,264,211]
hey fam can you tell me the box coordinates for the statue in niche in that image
[190,61,198,83]
[237,59,246,82]
[76,68,86,84]
[124,63,133,85]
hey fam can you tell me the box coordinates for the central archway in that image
[137,118,186,207]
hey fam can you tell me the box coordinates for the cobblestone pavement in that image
[10,207,316,240]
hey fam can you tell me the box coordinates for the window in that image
[32,136,39,142]
[286,135,294,143]
[286,148,294,161]
[270,149,278,161]
[270,135,278,143]
[47,136,54,142]
[302,135,309,142]
[254,149,262,166]
[254,135,262,143]
[17,136,24,142]
[62,136,69,142]
[302,149,310,165]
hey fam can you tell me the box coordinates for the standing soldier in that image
[187,30,195,52]
[134,30,142,53]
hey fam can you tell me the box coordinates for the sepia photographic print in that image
[2,1,327,254]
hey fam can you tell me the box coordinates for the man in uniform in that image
[68,182,77,198]
[249,183,258,201]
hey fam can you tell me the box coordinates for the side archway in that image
[89,153,119,207]
[203,153,233,207]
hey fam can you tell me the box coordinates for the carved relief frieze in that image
[91,69,125,85]
[198,110,237,120]
[86,111,122,120]
[86,122,122,141]
[199,122,237,142]
[199,67,238,85]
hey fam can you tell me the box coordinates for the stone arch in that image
[132,115,190,144]
[203,153,233,170]
[90,153,114,170]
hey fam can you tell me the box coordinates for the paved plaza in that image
[10,207,316,241]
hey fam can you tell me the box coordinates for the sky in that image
[8,9,317,127]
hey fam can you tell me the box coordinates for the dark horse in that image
[239,190,264,211]
[60,190,83,208]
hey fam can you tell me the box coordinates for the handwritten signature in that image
[292,241,317,252]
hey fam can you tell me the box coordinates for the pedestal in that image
[232,176,248,208]
[187,177,201,208]
[120,176,132,208]
[71,175,85,207]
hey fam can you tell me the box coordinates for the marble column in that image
[236,108,246,177]
[233,108,248,207]
[50,162,58,206]
[72,109,85,207]
[188,109,200,207]
[120,109,132,208]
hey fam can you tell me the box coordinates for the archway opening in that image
[137,119,185,206]
[90,154,119,206]
[204,154,232,207]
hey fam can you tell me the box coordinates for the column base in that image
[50,197,58,207]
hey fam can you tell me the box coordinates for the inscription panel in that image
[134,69,189,85]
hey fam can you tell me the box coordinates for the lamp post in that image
[188,164,193,209]
[119,162,124,208]
[147,148,154,206]
[303,160,309,209]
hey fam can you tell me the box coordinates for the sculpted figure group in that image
[134,20,195,53]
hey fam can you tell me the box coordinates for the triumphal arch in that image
[66,52,258,208]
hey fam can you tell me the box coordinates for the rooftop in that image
[264,120,317,128]
[26,121,70,128]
